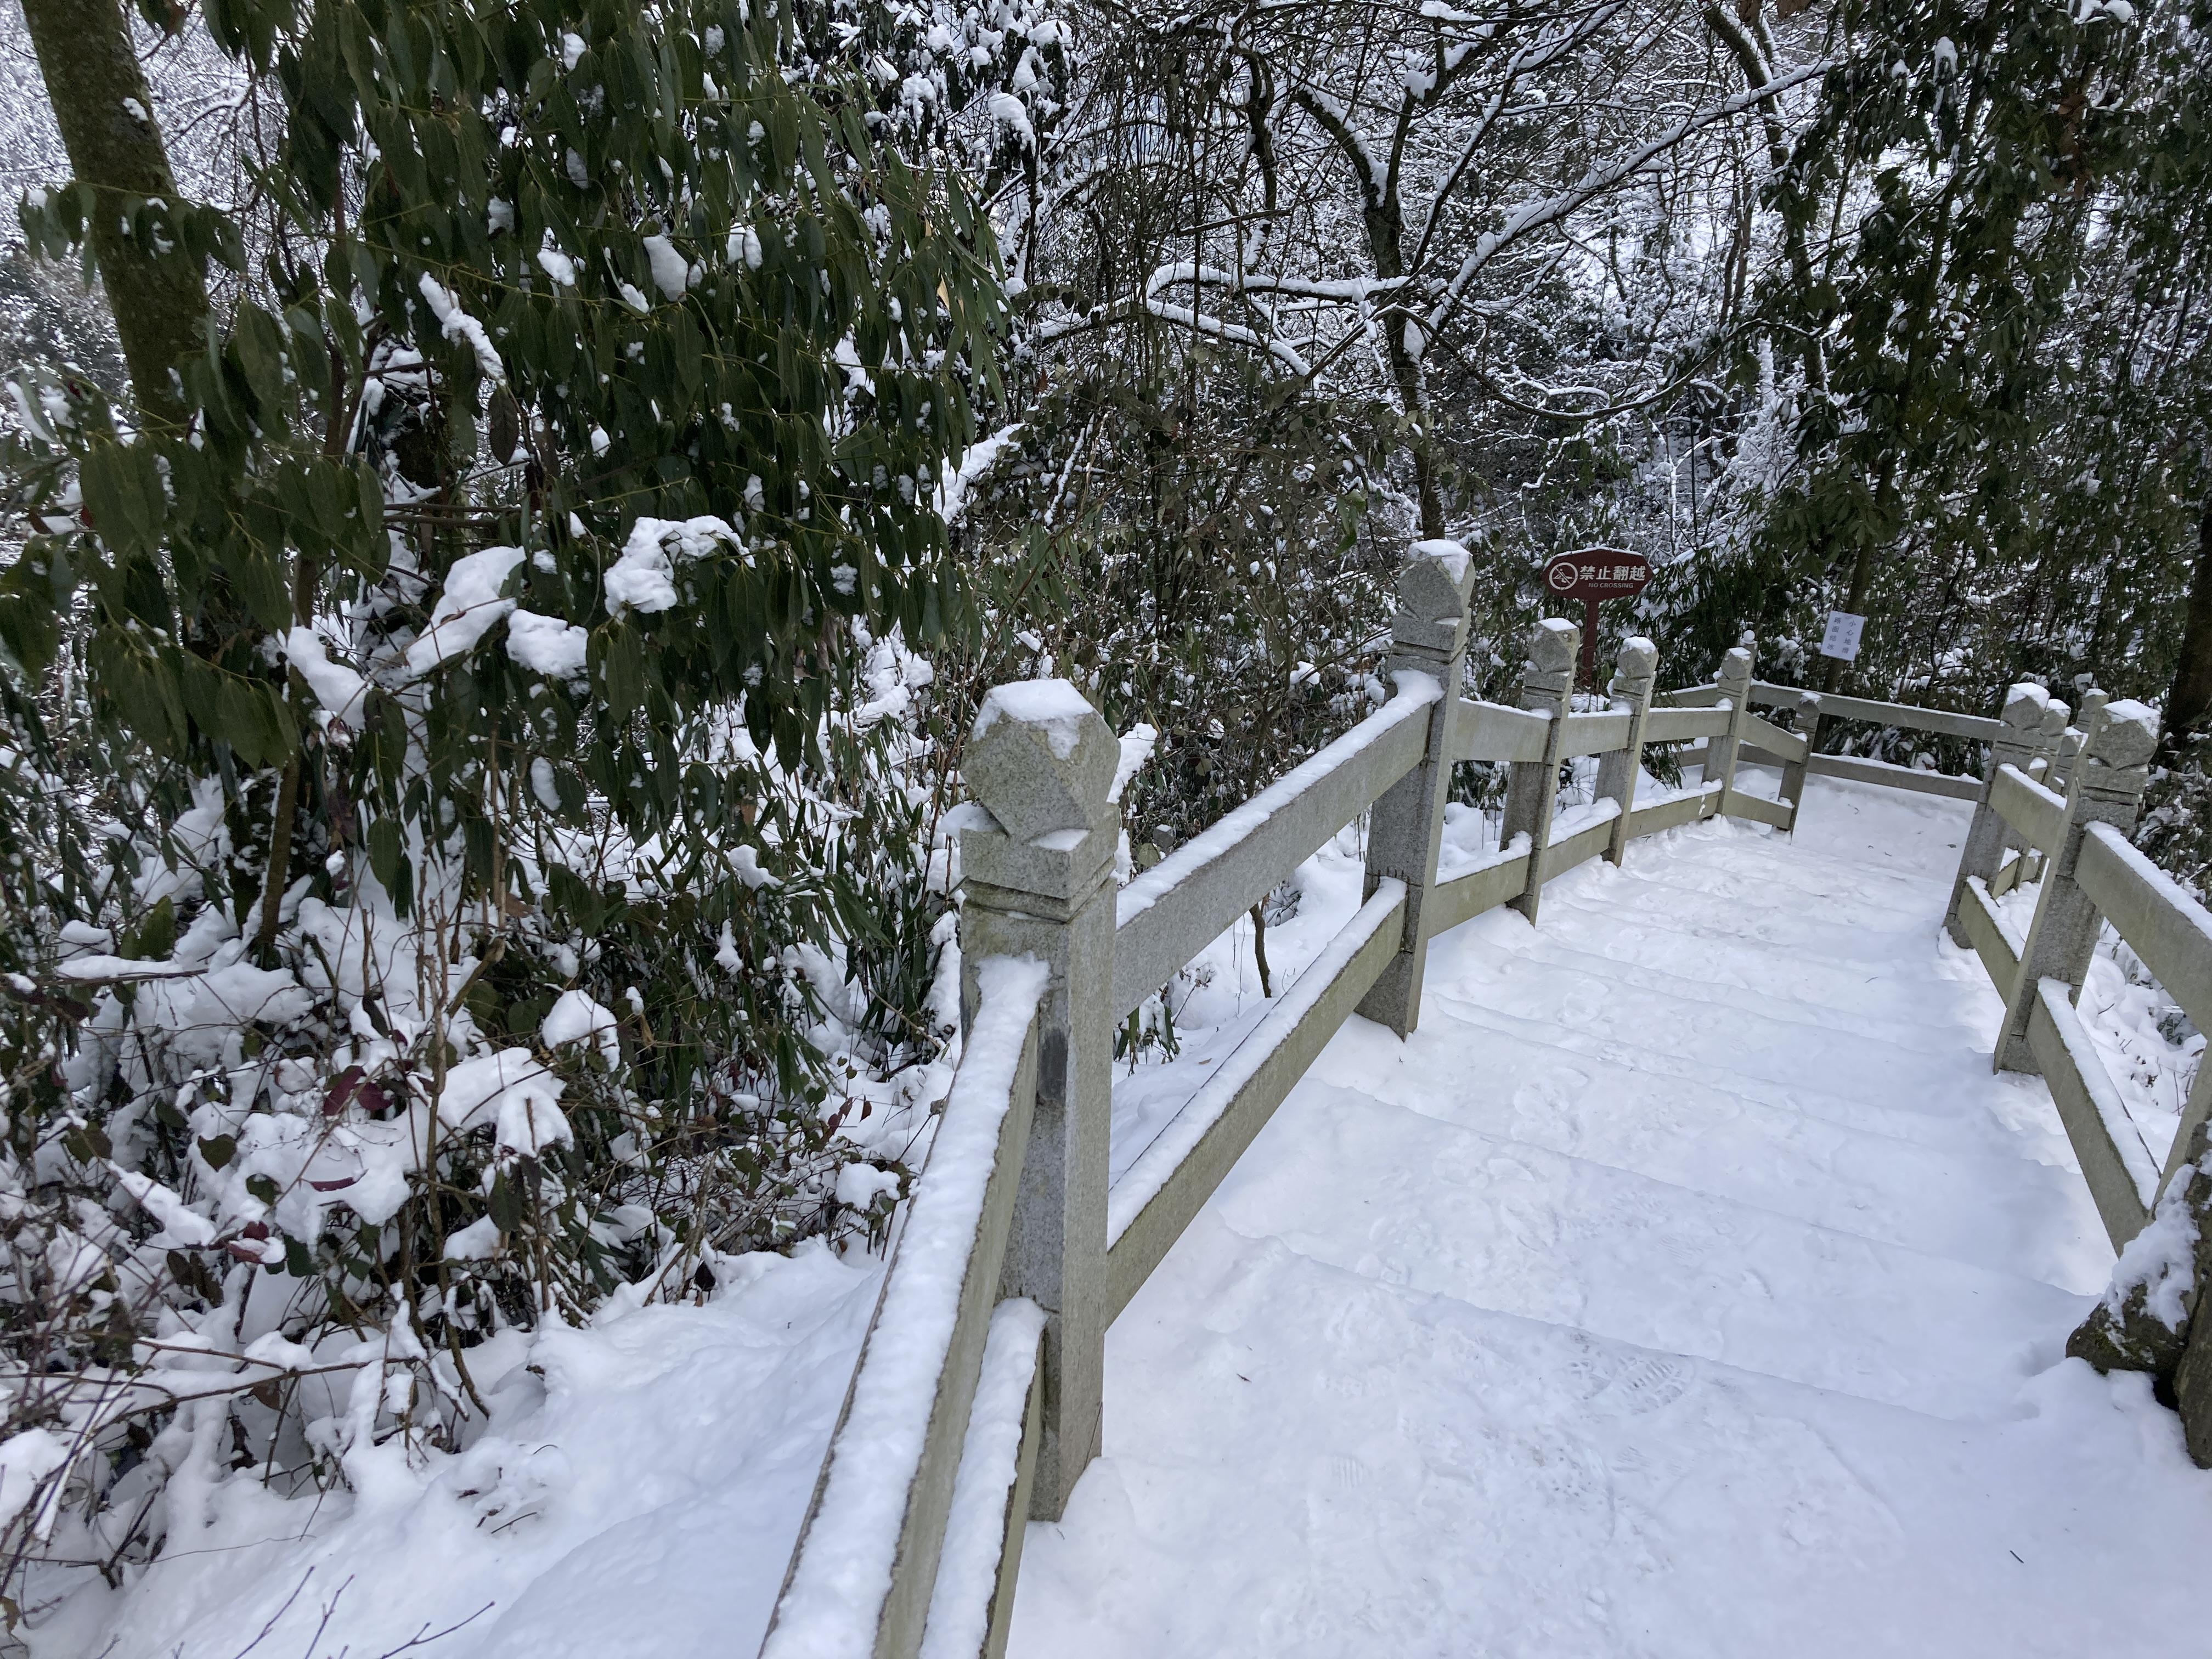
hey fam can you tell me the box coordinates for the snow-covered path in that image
[1007,781,2212,1657]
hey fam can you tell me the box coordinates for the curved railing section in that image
[762,544,2156,1658]
[1939,693,2194,1250]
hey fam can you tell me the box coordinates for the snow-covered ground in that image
[1012,776,2212,1658]
[55,773,2212,1657]
[39,1245,882,1659]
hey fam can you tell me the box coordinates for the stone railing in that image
[1939,685,2211,1252]
[756,545,2139,1659]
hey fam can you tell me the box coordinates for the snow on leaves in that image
[604,516,746,617]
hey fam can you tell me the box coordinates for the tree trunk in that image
[1703,0,1826,395]
[19,0,207,428]
[1369,211,1444,539]
[1249,901,1272,999]
[1397,367,1446,540]
[2159,492,2212,761]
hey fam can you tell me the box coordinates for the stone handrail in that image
[761,957,1048,1659]
[1990,762,2068,854]
[1939,695,2212,1253]
[1749,681,2007,744]
[768,546,2120,1658]
[1112,684,1436,1021]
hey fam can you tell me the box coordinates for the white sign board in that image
[1818,610,1866,662]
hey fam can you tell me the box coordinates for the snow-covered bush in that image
[0,0,1025,1621]
[945,346,1406,1013]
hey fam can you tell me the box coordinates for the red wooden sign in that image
[1543,549,1654,601]
[1542,548,1654,692]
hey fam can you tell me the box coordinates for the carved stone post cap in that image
[2001,682,2052,728]
[2063,689,2107,758]
[2086,699,2161,771]
[1391,540,1477,656]
[2038,702,2070,740]
[1613,636,1659,682]
[1525,617,1579,677]
[966,679,1119,843]
[1719,645,1753,683]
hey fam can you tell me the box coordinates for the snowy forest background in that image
[0,0,2208,1643]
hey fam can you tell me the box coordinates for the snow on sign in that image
[1819,610,1867,662]
[1542,548,1654,691]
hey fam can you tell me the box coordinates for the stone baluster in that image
[1994,702,2160,1073]
[2032,691,2108,886]
[1503,618,1576,924]
[1704,642,1754,818]
[1779,690,1822,832]
[2051,688,2108,798]
[1598,636,1658,867]
[1357,544,1479,1036]
[956,680,1120,1517]
[1943,683,2052,947]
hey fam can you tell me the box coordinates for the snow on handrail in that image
[1548,797,1621,848]
[2076,823,2212,1032]
[1104,881,1407,1318]
[1111,675,1437,1020]
[917,1298,1048,1659]
[1959,876,2025,990]
[1641,704,1731,744]
[1990,763,2066,854]
[1454,696,1551,763]
[2030,979,2159,1248]
[1559,708,1633,759]
[761,956,1048,1659]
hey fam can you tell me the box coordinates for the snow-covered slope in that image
[1009,779,2212,1657]
[39,1245,880,1659]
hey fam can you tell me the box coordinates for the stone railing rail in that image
[758,546,2145,1659]
[1939,686,2210,1252]
[1661,675,2098,812]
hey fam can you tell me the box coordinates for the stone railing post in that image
[955,680,1120,1518]
[2010,698,2070,885]
[2028,690,2105,887]
[1703,641,1754,817]
[1503,617,1577,924]
[1995,701,2160,1073]
[2052,688,2108,797]
[1357,543,1478,1036]
[1598,635,1657,867]
[1943,682,2051,946]
[1775,690,1820,831]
